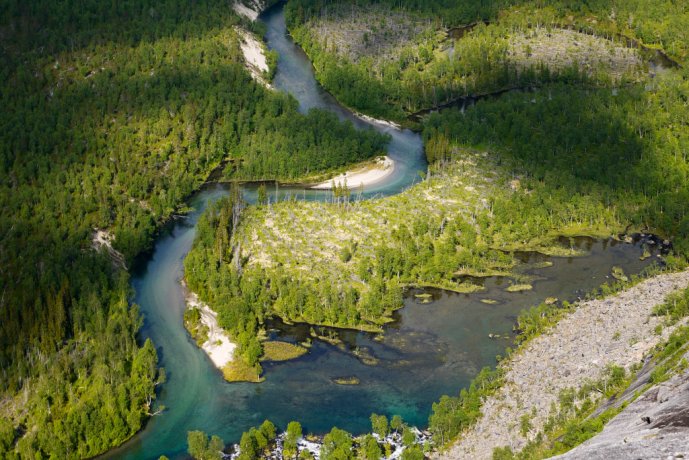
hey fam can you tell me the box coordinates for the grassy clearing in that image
[507,28,644,81]
[261,341,308,362]
[222,359,263,383]
[505,284,533,293]
[306,4,435,66]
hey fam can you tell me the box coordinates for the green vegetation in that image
[283,421,303,459]
[491,365,632,459]
[321,427,354,460]
[424,75,689,252]
[648,324,689,385]
[223,108,389,181]
[188,420,279,460]
[653,286,689,325]
[188,430,225,460]
[429,367,504,445]
[505,284,533,293]
[187,28,689,454]
[3,0,687,457]
[0,0,390,456]
[284,0,657,120]
[236,420,278,460]
[332,376,361,385]
[187,126,638,369]
[188,66,689,374]
[185,307,210,346]
[370,413,389,438]
[261,341,308,362]
[217,414,427,460]
[222,359,264,383]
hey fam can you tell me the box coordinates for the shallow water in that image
[102,4,659,459]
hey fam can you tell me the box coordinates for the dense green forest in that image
[0,0,388,457]
[284,0,688,120]
[4,0,689,456]
[188,73,689,377]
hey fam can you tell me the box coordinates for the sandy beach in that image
[235,27,271,88]
[311,156,395,190]
[186,291,236,369]
[354,112,402,131]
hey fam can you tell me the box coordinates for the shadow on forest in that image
[1,0,246,58]
[428,81,689,241]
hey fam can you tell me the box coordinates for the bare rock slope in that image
[552,357,689,460]
[438,270,689,459]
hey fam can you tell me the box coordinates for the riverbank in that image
[310,156,395,190]
[185,290,236,369]
[232,0,266,21]
[236,27,272,88]
[438,270,689,459]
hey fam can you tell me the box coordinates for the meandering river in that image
[103,4,658,459]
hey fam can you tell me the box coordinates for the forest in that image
[422,75,689,253]
[0,0,388,457]
[185,0,689,453]
[3,0,689,457]
[284,0,688,120]
[184,193,405,377]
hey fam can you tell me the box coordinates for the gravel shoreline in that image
[438,270,689,459]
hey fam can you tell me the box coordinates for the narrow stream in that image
[102,4,659,459]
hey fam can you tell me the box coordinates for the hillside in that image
[0,0,389,457]
[284,0,686,120]
[440,273,689,458]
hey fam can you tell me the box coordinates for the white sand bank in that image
[186,291,236,369]
[232,1,261,21]
[311,156,395,190]
[235,27,272,88]
[354,112,402,130]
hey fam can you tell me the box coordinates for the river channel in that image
[102,4,659,458]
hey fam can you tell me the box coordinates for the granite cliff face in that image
[552,354,689,460]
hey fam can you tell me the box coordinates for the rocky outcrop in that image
[438,271,689,459]
[552,355,689,460]
[91,229,126,269]
[232,0,269,21]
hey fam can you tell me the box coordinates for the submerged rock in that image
[332,376,361,385]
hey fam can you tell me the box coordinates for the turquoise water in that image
[101,4,658,459]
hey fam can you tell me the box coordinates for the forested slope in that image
[0,1,386,457]
[284,0,688,120]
